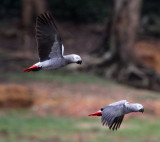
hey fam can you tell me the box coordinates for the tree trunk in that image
[110,0,142,64]
[92,0,142,64]
[22,0,47,29]
[95,0,143,73]
[21,0,47,50]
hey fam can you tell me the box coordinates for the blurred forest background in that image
[1,0,160,142]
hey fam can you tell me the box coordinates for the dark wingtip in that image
[36,11,57,32]
[37,11,53,22]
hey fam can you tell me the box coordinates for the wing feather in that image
[109,115,124,130]
[101,103,125,130]
[109,100,127,106]
[36,12,63,62]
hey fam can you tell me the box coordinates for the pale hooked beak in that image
[139,108,144,113]
[77,60,82,64]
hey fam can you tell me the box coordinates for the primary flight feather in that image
[23,12,82,72]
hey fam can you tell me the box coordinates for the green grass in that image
[0,110,160,142]
[1,70,114,85]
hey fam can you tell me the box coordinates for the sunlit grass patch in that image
[0,111,160,142]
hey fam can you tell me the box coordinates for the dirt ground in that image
[0,81,160,118]
[136,38,160,73]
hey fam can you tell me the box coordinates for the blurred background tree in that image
[0,0,160,35]
[89,0,160,89]
[22,0,47,50]
[1,0,160,89]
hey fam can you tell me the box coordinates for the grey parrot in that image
[23,12,82,72]
[88,100,144,130]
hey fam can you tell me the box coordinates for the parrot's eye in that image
[101,108,103,111]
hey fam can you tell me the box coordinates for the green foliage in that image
[48,0,113,23]
[0,0,21,19]
[141,0,160,37]
[1,71,113,85]
[0,0,113,23]
[1,0,160,36]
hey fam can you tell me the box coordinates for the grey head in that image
[124,103,144,114]
[64,54,82,64]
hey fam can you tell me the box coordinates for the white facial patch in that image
[137,104,143,110]
[73,55,81,61]
[76,56,79,60]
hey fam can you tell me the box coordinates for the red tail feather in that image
[23,65,38,72]
[88,110,102,116]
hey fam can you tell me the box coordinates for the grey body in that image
[39,58,66,70]
[37,54,80,70]
[101,100,144,130]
